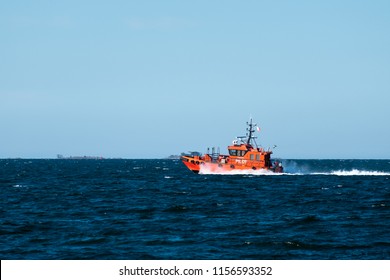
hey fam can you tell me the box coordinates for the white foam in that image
[313,169,390,176]
[199,165,282,176]
[199,165,390,176]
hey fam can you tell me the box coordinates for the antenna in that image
[246,117,258,147]
[235,118,260,148]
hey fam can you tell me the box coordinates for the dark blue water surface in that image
[1,159,389,259]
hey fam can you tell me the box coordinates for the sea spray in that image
[199,164,280,175]
[199,160,390,176]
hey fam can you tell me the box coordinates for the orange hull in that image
[181,153,282,174]
[181,119,283,174]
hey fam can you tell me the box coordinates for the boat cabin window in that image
[229,149,247,157]
[238,150,247,157]
[256,154,260,161]
[250,154,254,160]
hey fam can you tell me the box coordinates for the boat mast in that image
[246,118,258,147]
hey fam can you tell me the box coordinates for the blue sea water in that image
[1,159,389,260]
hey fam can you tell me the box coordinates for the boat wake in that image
[311,169,390,176]
[199,165,390,176]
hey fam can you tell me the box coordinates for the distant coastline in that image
[165,151,202,160]
[165,154,182,160]
[57,154,105,160]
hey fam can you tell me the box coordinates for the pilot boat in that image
[181,119,283,174]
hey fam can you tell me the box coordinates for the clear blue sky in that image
[1,0,389,159]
